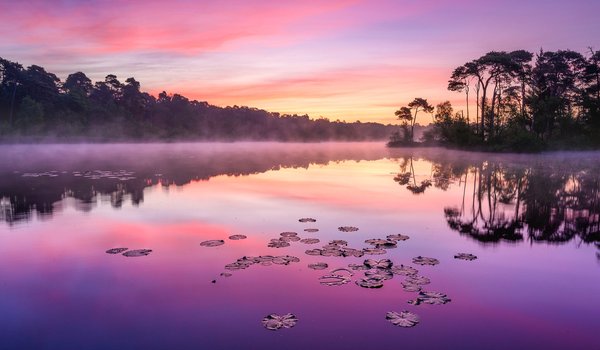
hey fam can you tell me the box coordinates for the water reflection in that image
[0,143,387,224]
[390,149,600,254]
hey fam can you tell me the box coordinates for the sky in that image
[1,0,599,124]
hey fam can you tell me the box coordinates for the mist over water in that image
[0,142,598,349]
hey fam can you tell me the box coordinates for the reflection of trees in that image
[430,158,600,250]
[0,143,388,224]
[390,148,600,255]
[393,156,431,194]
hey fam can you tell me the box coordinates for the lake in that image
[0,142,598,349]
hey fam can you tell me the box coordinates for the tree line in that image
[0,57,396,141]
[390,48,600,151]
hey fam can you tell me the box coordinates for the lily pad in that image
[299,238,320,244]
[338,226,359,232]
[365,269,394,280]
[319,274,351,286]
[412,256,440,266]
[304,228,319,233]
[268,239,291,248]
[305,249,323,256]
[106,248,128,254]
[122,249,152,257]
[262,313,299,330]
[404,275,430,285]
[454,253,478,261]
[387,234,410,241]
[362,248,387,255]
[355,277,384,288]
[408,291,451,305]
[200,240,225,247]
[280,232,299,237]
[348,263,369,271]
[308,262,328,270]
[401,283,422,292]
[220,272,232,277]
[299,218,316,223]
[280,236,301,242]
[386,311,419,328]
[364,239,389,245]
[329,240,348,246]
[330,267,354,276]
[228,235,247,240]
[391,264,418,276]
[364,259,393,269]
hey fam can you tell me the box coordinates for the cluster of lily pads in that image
[267,231,320,248]
[224,255,300,271]
[195,217,478,331]
[105,248,152,257]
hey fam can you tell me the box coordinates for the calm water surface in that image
[0,143,598,349]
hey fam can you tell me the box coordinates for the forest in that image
[0,57,396,142]
[390,48,600,151]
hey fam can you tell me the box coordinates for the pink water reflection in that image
[0,143,598,349]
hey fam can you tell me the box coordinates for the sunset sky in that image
[1,0,599,124]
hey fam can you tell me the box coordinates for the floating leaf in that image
[305,249,322,256]
[355,277,384,288]
[374,240,398,249]
[454,253,478,261]
[122,249,152,257]
[391,264,418,276]
[106,248,128,254]
[365,269,394,280]
[365,238,389,245]
[408,291,451,305]
[262,313,299,330]
[386,311,419,328]
[304,228,319,233]
[348,263,369,271]
[220,272,232,277]
[228,235,247,240]
[364,259,393,269]
[401,283,422,292]
[412,256,439,266]
[319,274,351,286]
[200,240,225,247]
[330,268,354,276]
[329,240,348,246]
[281,236,301,242]
[338,226,359,232]
[280,232,299,237]
[404,275,430,285]
[284,255,300,263]
[308,262,328,270]
[299,238,320,244]
[362,248,387,255]
[299,218,316,223]
[268,239,290,248]
[387,234,410,241]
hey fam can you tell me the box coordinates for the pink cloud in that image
[1,0,364,56]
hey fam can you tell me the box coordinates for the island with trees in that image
[389,48,600,151]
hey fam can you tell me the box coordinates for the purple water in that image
[0,143,598,349]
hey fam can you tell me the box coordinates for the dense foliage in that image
[0,57,395,141]
[390,48,600,151]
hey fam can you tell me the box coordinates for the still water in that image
[0,143,598,349]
